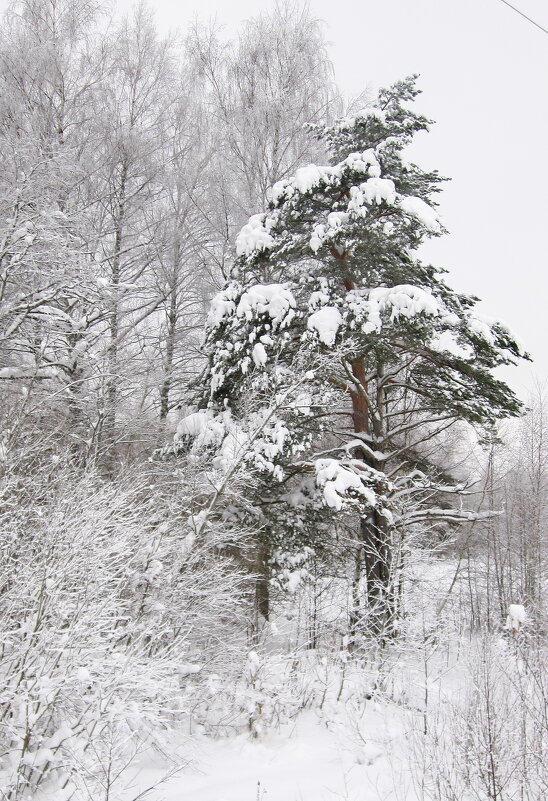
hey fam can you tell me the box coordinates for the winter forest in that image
[0,0,546,798]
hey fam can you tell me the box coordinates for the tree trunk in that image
[101,160,128,474]
[349,545,363,645]
[349,352,395,637]
[361,510,393,637]
[159,280,178,420]
[254,540,270,623]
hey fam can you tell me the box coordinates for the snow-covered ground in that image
[120,701,417,801]
[110,564,466,801]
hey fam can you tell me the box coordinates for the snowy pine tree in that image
[178,77,527,636]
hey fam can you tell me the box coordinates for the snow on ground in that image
[120,701,417,801]
[114,562,462,801]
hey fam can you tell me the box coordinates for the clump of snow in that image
[309,224,327,253]
[244,412,291,480]
[315,459,377,511]
[308,289,331,310]
[0,367,27,379]
[284,569,306,594]
[236,284,296,329]
[337,107,387,127]
[348,284,441,334]
[212,423,250,473]
[269,178,292,205]
[307,306,342,346]
[466,313,497,345]
[245,650,262,681]
[252,342,268,367]
[362,177,397,206]
[398,195,441,232]
[505,603,526,632]
[176,409,229,451]
[236,214,274,257]
[294,164,324,194]
[208,286,239,327]
[271,150,381,210]
[429,330,474,359]
[178,663,203,676]
[327,211,349,229]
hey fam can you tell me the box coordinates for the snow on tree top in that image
[268,149,381,207]
[338,107,387,127]
[239,142,441,261]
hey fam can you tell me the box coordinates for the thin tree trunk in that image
[101,160,128,473]
[255,539,270,623]
[159,279,178,420]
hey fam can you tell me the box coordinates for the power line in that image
[496,0,548,36]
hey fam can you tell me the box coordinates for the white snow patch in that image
[467,314,497,345]
[505,603,526,631]
[315,459,376,511]
[398,195,441,233]
[349,284,441,334]
[362,177,397,206]
[430,330,474,360]
[252,342,268,367]
[294,164,324,194]
[307,307,342,346]
[348,106,387,124]
[236,284,295,329]
[236,214,274,257]
[176,410,230,451]
[208,292,237,328]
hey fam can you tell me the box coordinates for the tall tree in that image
[87,4,177,468]
[180,77,527,635]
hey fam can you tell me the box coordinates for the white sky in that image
[131,0,546,401]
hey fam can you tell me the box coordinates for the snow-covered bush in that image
[411,633,548,801]
[0,462,248,799]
